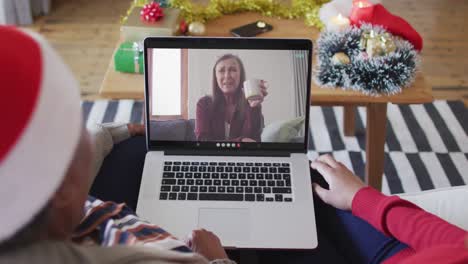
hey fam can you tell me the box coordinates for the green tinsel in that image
[123,0,328,28]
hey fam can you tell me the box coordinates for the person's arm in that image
[311,154,468,253]
[352,187,467,251]
[87,122,144,181]
[195,97,213,141]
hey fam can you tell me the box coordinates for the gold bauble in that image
[188,21,206,36]
[331,52,350,65]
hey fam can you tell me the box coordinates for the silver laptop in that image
[137,37,317,249]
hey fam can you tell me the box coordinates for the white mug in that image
[243,79,263,100]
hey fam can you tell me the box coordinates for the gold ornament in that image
[122,0,326,28]
[331,52,350,65]
[188,21,206,35]
[360,30,397,58]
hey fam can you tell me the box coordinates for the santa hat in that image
[0,26,82,242]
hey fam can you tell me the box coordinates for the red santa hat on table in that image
[0,26,82,242]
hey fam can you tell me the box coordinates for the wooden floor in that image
[31,0,468,105]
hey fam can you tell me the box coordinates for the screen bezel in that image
[143,37,312,154]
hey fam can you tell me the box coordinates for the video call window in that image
[147,48,309,144]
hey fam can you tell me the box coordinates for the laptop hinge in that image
[164,149,291,157]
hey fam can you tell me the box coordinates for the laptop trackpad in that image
[198,208,250,242]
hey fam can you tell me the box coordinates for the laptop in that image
[137,37,317,249]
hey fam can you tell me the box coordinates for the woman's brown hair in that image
[211,54,248,122]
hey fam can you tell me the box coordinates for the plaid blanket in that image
[72,196,191,253]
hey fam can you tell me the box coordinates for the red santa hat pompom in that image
[0,26,82,242]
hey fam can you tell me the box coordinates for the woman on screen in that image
[195,54,268,142]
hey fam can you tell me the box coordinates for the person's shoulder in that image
[197,95,213,108]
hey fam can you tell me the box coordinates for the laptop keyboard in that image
[159,161,293,202]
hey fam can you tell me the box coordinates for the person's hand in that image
[311,154,366,211]
[186,229,229,261]
[241,137,256,142]
[247,80,268,108]
[127,123,145,136]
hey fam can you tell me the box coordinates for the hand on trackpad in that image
[198,208,251,243]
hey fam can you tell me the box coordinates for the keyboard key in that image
[273,188,292,194]
[169,193,177,200]
[216,167,224,172]
[256,194,265,201]
[232,180,239,186]
[173,166,180,172]
[201,162,208,166]
[278,168,290,173]
[190,186,198,192]
[209,186,217,192]
[258,180,266,187]
[227,187,235,193]
[187,179,194,185]
[265,174,273,180]
[243,167,251,173]
[182,186,189,192]
[245,187,253,193]
[263,187,271,193]
[275,194,283,202]
[264,163,271,166]
[254,187,262,193]
[177,179,185,185]
[274,174,282,180]
[164,161,172,165]
[236,162,245,166]
[191,162,199,165]
[255,163,262,166]
[181,166,189,172]
[190,166,198,172]
[161,186,171,192]
[164,166,171,171]
[178,193,186,200]
[252,167,260,173]
[269,167,277,173]
[185,173,193,178]
[196,180,203,185]
[188,193,197,200]
[174,162,181,165]
[199,167,207,172]
[273,163,280,166]
[212,173,220,179]
[277,181,285,187]
[163,172,175,178]
[160,192,168,200]
[234,167,242,172]
[228,162,235,166]
[205,179,212,185]
[260,167,268,173]
[208,167,215,172]
[200,186,208,193]
[229,173,237,179]
[219,162,227,166]
[239,173,246,179]
[256,174,264,180]
[283,174,291,180]
[286,180,291,187]
[236,187,243,193]
[247,174,255,179]
[183,162,190,165]
[214,180,221,186]
[266,197,274,202]
[218,186,226,193]
[245,194,255,201]
[282,163,290,167]
[172,186,180,192]
[267,181,275,187]
[176,173,184,178]
[162,179,176,185]
[285,198,293,202]
[221,173,228,179]
[241,180,248,186]
[209,162,217,166]
[249,180,257,186]
[246,163,253,166]
[194,173,202,178]
[203,173,210,179]
[199,193,243,201]
[222,180,230,186]
[225,167,233,172]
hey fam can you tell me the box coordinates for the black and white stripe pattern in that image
[82,100,467,195]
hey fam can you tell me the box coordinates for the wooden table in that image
[99,13,433,190]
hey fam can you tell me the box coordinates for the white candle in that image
[328,13,350,31]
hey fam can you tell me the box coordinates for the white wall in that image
[187,49,296,126]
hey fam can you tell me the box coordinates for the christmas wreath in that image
[314,24,420,95]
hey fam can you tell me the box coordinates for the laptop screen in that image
[145,38,311,152]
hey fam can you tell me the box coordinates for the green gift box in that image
[114,42,144,74]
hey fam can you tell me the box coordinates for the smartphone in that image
[230,21,273,37]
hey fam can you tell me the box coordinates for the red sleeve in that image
[352,187,468,251]
[195,96,212,141]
